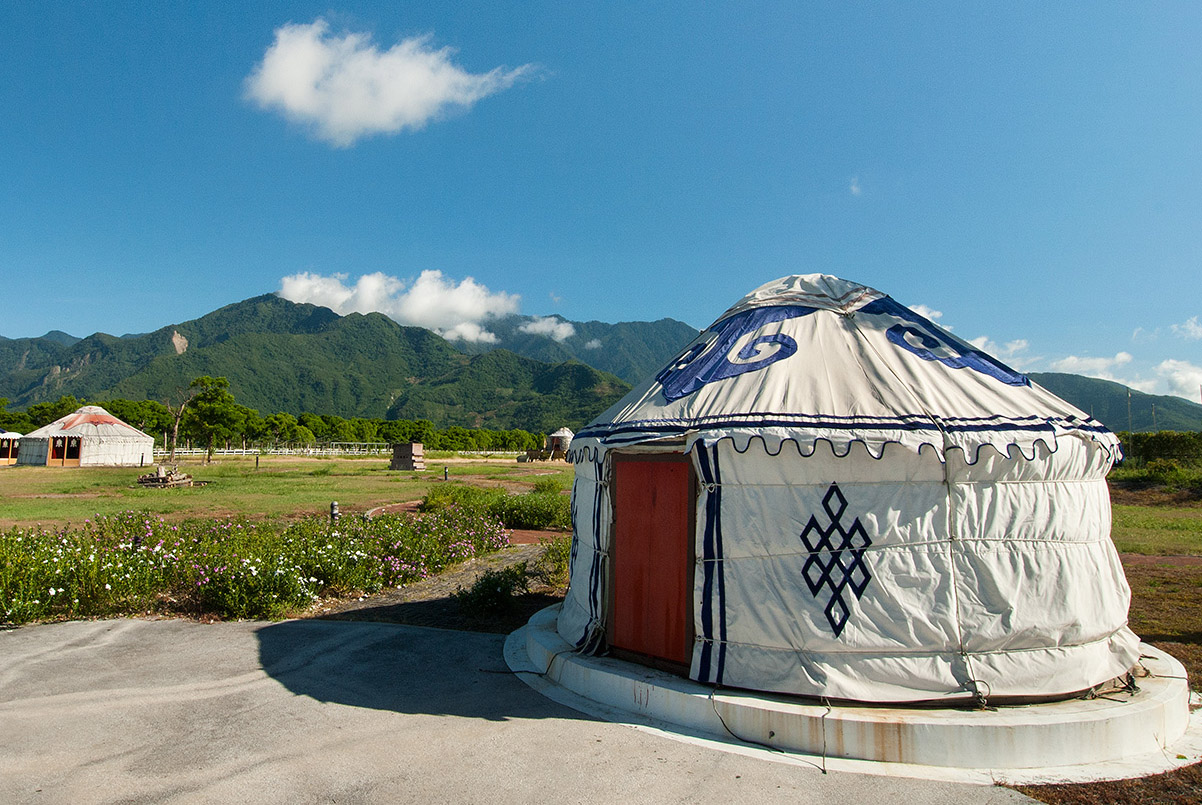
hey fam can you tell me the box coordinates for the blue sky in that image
[2,3,1200,401]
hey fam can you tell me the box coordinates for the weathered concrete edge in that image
[505,604,1202,785]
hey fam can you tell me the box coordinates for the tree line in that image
[0,376,545,456]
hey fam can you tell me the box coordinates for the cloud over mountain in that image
[519,316,575,342]
[278,270,519,343]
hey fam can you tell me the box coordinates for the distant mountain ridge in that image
[0,295,695,431]
[2,295,1197,434]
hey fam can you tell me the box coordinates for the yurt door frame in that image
[607,450,696,673]
[49,436,81,467]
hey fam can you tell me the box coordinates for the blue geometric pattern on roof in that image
[799,482,873,637]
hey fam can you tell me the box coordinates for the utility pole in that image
[1127,388,1132,432]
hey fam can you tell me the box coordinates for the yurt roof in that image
[23,406,153,441]
[549,427,575,437]
[571,274,1117,463]
[0,431,21,438]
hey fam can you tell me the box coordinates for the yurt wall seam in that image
[581,455,609,653]
[846,310,986,701]
[695,443,728,684]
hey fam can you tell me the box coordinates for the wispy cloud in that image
[1154,359,1202,401]
[909,304,943,323]
[1171,316,1202,341]
[849,176,862,196]
[245,19,534,147]
[1047,352,1134,379]
[966,336,1033,369]
[278,270,519,343]
[584,339,602,350]
[519,316,575,342]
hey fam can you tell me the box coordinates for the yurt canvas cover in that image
[560,275,1138,703]
[17,406,154,467]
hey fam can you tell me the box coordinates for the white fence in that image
[154,444,524,458]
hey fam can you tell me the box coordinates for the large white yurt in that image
[560,274,1138,704]
[17,405,154,467]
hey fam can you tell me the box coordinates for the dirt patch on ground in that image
[1017,765,1202,805]
[1110,483,1202,508]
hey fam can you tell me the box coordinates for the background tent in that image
[16,406,154,468]
[560,274,1137,703]
[0,431,19,465]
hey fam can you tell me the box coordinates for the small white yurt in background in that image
[17,405,154,468]
[547,427,575,456]
[0,431,20,465]
[561,274,1138,704]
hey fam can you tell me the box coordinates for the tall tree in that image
[0,398,34,433]
[181,376,242,462]
[164,385,202,462]
[25,395,83,428]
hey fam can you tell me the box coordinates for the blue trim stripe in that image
[696,446,725,683]
[575,412,1110,444]
[711,444,727,683]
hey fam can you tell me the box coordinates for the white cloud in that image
[1154,359,1202,401]
[910,304,942,323]
[966,336,1033,369]
[278,269,519,343]
[519,316,575,342]
[1047,352,1133,379]
[584,339,602,350]
[849,177,862,196]
[245,19,533,147]
[1171,316,1202,341]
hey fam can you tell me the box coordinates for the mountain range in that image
[1,296,1199,434]
[0,296,679,432]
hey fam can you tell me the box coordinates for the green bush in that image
[487,492,571,531]
[1115,431,1202,467]
[420,482,571,531]
[453,563,529,616]
[531,476,565,495]
[531,533,572,588]
[418,483,505,513]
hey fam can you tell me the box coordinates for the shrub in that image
[453,563,528,616]
[531,533,572,589]
[418,483,505,514]
[531,476,565,495]
[487,492,571,531]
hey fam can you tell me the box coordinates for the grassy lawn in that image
[1112,503,1202,555]
[0,456,575,529]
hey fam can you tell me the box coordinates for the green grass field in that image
[0,456,575,529]
[1111,503,1202,554]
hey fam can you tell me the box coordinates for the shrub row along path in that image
[312,500,567,634]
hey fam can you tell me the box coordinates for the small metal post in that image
[255,455,260,470]
[444,466,449,482]
[330,501,340,522]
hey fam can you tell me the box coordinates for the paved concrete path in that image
[0,619,1034,804]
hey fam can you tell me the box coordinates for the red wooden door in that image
[610,454,693,667]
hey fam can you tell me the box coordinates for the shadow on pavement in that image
[256,617,582,722]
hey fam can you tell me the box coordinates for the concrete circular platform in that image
[506,605,1202,785]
